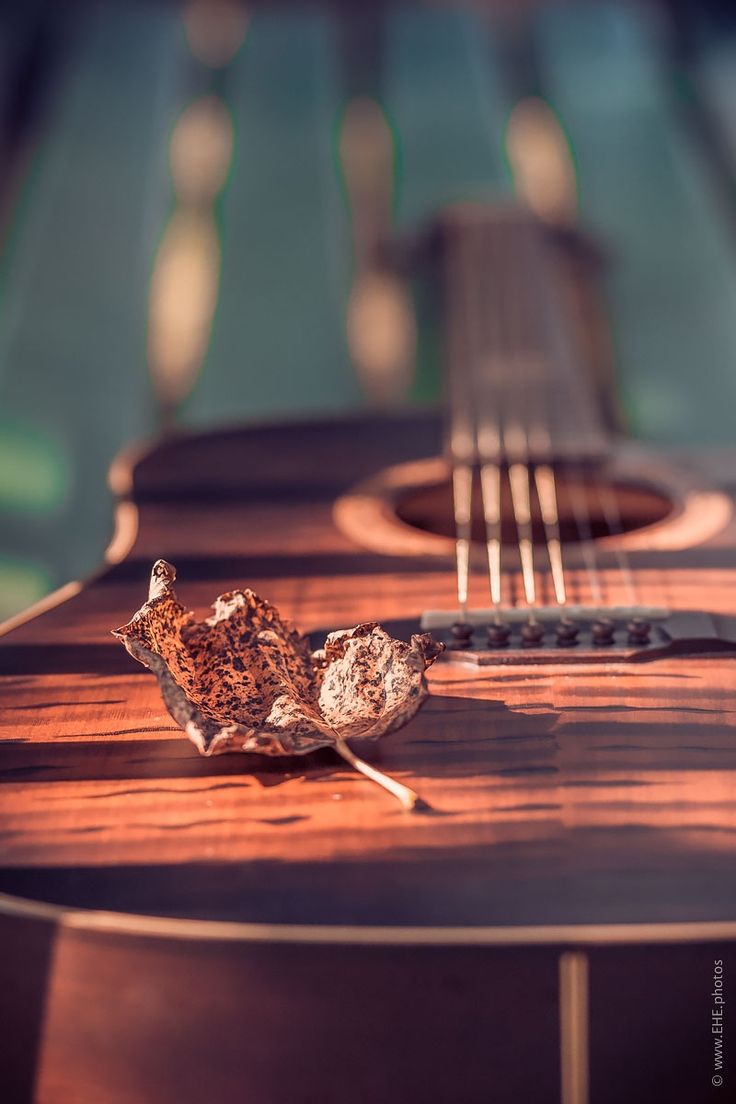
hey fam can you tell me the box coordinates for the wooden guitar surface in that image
[1,412,735,1103]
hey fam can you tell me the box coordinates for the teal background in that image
[1,1,735,618]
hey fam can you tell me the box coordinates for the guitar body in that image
[1,411,735,1103]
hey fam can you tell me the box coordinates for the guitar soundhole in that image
[394,470,673,545]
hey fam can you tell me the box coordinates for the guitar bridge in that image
[421,607,736,664]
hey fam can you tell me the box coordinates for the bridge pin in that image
[591,618,616,646]
[555,619,579,647]
[486,622,511,647]
[450,622,474,649]
[520,621,545,647]
[627,617,652,644]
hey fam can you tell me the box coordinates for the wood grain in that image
[1,415,736,925]
[1,413,735,1102]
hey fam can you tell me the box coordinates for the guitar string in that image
[454,213,572,623]
[543,222,645,614]
[530,215,642,616]
[473,221,505,620]
[595,481,639,606]
[518,213,605,613]
[565,464,604,606]
[503,214,577,617]
[545,221,639,612]
[516,218,569,609]
[450,212,629,625]
[448,222,476,624]
[501,216,541,620]
[449,216,512,625]
[547,249,638,611]
[517,216,625,616]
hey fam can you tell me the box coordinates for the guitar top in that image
[2,211,735,1104]
[1,408,736,934]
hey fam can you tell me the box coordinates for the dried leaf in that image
[112,560,442,809]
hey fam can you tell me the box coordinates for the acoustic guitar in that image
[1,202,735,1104]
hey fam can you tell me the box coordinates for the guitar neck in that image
[439,204,613,463]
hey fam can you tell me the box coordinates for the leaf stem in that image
[334,738,431,812]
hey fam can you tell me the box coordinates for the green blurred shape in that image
[0,2,184,598]
[385,6,511,404]
[184,8,357,424]
[0,421,68,513]
[0,556,51,621]
[387,5,510,227]
[535,2,736,444]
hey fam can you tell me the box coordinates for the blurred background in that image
[1,0,736,619]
